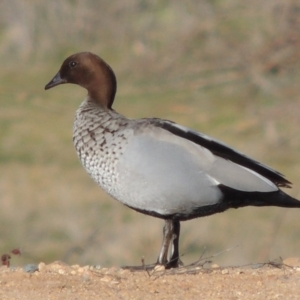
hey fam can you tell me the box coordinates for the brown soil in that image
[1,258,300,300]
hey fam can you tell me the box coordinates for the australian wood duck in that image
[45,52,300,268]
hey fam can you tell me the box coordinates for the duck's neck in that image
[86,92,112,111]
[86,65,117,109]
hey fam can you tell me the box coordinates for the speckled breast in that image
[72,100,133,198]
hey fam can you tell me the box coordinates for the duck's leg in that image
[168,220,183,268]
[157,219,182,268]
[157,220,174,265]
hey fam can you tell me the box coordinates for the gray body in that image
[73,97,278,219]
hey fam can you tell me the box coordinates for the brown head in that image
[45,52,117,109]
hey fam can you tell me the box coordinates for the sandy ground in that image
[1,258,300,300]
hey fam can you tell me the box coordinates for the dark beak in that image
[45,72,66,90]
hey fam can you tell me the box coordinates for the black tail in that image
[219,185,300,209]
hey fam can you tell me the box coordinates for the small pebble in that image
[23,264,39,273]
[93,265,102,270]
[100,275,112,282]
[71,264,80,269]
[154,265,165,272]
[283,257,300,267]
[38,262,46,272]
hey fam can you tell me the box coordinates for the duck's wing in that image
[154,119,291,188]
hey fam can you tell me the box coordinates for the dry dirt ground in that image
[1,258,300,300]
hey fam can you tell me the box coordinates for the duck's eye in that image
[69,61,77,68]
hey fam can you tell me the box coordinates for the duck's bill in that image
[45,72,66,90]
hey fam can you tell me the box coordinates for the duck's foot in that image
[164,257,184,269]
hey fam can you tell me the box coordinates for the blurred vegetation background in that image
[0,0,300,267]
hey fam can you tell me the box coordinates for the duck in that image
[45,52,300,268]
